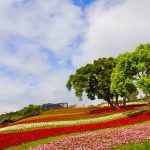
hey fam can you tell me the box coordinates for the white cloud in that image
[0,0,84,113]
[73,0,150,67]
[0,0,150,114]
[0,43,51,75]
[0,0,83,54]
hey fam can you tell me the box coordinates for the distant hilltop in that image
[0,102,69,126]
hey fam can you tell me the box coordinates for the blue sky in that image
[73,0,95,8]
[0,0,150,113]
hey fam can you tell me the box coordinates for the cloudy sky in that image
[0,0,150,114]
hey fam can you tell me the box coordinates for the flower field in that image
[0,103,150,150]
[9,103,146,126]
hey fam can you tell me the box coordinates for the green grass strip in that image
[112,140,150,150]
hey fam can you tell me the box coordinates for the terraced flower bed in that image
[0,112,127,132]
[7,103,147,126]
[0,111,150,149]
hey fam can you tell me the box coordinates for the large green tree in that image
[66,57,116,108]
[111,43,150,111]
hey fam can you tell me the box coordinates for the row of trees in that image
[66,44,150,112]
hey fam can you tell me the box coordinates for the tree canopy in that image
[111,43,150,111]
[66,57,116,108]
[110,52,138,106]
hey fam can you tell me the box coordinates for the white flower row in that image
[0,112,126,132]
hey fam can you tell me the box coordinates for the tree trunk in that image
[123,96,126,108]
[116,94,120,109]
[115,95,119,106]
[115,95,121,109]
[105,97,116,109]
[146,94,150,114]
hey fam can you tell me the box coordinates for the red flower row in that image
[0,111,149,149]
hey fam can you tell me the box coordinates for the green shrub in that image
[21,104,41,118]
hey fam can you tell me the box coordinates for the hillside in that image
[0,103,150,150]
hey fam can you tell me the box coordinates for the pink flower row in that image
[29,123,150,150]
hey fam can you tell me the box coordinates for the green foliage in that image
[111,43,150,103]
[133,44,150,95]
[111,52,138,99]
[66,57,116,105]
[1,104,41,122]
[134,43,150,75]
[1,111,23,122]
[66,64,94,99]
[21,104,41,118]
[136,76,150,94]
